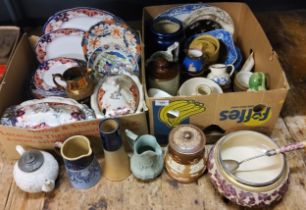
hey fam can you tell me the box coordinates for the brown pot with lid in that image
[165,124,206,183]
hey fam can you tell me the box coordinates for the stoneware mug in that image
[55,135,101,189]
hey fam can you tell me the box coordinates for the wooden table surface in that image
[1,10,306,210]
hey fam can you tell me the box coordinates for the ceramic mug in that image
[56,135,101,189]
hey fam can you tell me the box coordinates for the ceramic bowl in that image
[148,88,172,98]
[178,77,223,96]
[90,72,144,118]
[234,71,253,92]
[207,130,289,207]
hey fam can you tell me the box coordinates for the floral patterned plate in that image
[35,28,85,63]
[43,7,121,34]
[90,72,144,118]
[31,57,84,98]
[88,43,139,77]
[82,20,141,61]
[0,97,95,129]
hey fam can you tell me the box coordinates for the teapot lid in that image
[168,124,206,157]
[18,150,44,173]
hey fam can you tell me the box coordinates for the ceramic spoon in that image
[223,141,306,173]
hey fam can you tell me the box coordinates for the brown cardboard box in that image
[142,3,289,144]
[0,26,20,81]
[0,34,148,159]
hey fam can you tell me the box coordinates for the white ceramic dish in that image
[82,20,141,61]
[219,131,285,186]
[43,7,120,34]
[178,77,223,96]
[0,97,95,129]
[90,72,144,118]
[35,28,85,63]
[31,57,83,98]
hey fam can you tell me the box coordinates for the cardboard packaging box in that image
[0,26,20,81]
[142,3,289,144]
[0,35,148,159]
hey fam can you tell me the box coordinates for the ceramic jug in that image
[52,66,95,101]
[125,129,163,181]
[207,64,235,88]
[99,118,131,181]
[182,49,205,76]
[147,56,180,95]
[13,145,59,193]
[56,135,101,189]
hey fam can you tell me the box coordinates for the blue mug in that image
[183,49,205,75]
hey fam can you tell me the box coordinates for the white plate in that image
[43,7,121,34]
[35,28,85,63]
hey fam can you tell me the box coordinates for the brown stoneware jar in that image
[165,124,206,183]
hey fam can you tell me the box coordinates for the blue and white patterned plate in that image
[88,43,139,77]
[186,29,238,65]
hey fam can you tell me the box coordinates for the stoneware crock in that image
[207,130,290,208]
[13,145,59,193]
[165,124,206,183]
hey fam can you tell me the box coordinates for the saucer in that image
[35,28,85,63]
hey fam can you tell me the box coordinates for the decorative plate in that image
[82,20,141,61]
[35,28,85,63]
[88,43,139,77]
[186,29,238,65]
[184,6,234,35]
[157,3,208,26]
[90,72,144,118]
[0,97,95,129]
[31,57,84,98]
[43,7,122,34]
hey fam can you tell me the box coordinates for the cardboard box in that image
[0,34,148,159]
[0,26,20,81]
[142,3,289,144]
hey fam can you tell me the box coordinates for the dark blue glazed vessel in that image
[150,16,184,51]
[99,118,122,152]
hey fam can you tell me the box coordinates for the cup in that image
[99,118,131,181]
[56,135,101,189]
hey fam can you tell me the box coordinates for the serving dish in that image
[0,97,95,129]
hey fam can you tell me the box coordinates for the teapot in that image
[125,129,163,181]
[13,145,59,193]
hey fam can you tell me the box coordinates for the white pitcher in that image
[207,64,235,87]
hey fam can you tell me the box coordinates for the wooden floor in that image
[1,10,306,210]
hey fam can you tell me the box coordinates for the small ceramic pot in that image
[165,124,206,183]
[150,16,184,51]
[182,49,205,76]
[207,130,289,208]
[56,135,101,189]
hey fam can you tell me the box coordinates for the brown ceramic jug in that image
[147,56,180,96]
[165,124,206,183]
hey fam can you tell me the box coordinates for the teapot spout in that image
[42,179,55,192]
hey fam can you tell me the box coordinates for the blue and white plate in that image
[186,29,238,65]
[88,43,139,77]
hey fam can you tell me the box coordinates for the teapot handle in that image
[52,74,66,90]
[42,179,55,192]
[16,145,26,156]
[227,64,235,77]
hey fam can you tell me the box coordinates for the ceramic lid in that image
[18,150,44,173]
[168,124,206,161]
